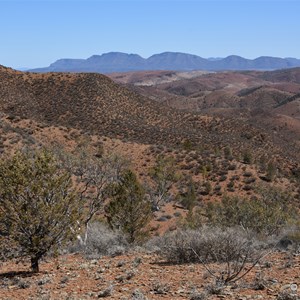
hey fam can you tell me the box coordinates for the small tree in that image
[202,180,212,195]
[242,150,252,164]
[55,147,128,244]
[265,161,276,182]
[148,155,179,210]
[224,146,233,160]
[105,170,152,243]
[178,177,197,211]
[0,150,80,272]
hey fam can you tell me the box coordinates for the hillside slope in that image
[0,65,299,176]
[111,68,300,153]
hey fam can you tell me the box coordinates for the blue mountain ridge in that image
[29,52,300,73]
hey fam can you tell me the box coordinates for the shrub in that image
[280,221,300,252]
[72,222,128,258]
[265,162,277,182]
[132,289,148,300]
[243,171,253,177]
[227,181,234,189]
[242,150,252,164]
[243,184,253,191]
[174,211,182,217]
[219,175,227,182]
[223,146,233,160]
[155,227,266,284]
[276,291,298,300]
[178,178,197,210]
[182,207,205,229]
[189,291,208,300]
[228,164,236,170]
[151,281,170,294]
[244,177,256,184]
[205,187,296,236]
[201,181,212,195]
[182,139,194,151]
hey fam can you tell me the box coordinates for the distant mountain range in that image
[28,52,300,73]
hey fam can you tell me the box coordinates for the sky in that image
[1,0,300,69]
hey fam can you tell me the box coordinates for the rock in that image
[37,276,51,286]
[94,274,103,281]
[116,260,126,267]
[269,278,278,284]
[281,284,292,291]
[115,275,125,282]
[97,268,106,273]
[79,263,89,270]
[98,285,113,298]
[175,289,186,294]
[91,259,98,265]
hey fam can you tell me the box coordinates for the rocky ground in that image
[0,251,299,300]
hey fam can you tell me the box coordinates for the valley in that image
[0,64,299,299]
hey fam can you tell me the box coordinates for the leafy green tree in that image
[0,150,81,272]
[105,170,152,243]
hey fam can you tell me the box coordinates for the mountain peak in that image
[28,52,300,73]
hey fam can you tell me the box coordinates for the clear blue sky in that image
[1,0,300,69]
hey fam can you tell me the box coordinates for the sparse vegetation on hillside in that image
[0,67,300,298]
[1,66,299,175]
[185,186,297,236]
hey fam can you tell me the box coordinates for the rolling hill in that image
[0,65,299,207]
[110,68,300,140]
[0,65,270,150]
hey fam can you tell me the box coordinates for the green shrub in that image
[105,170,152,244]
[0,149,81,272]
[242,150,252,164]
[178,179,197,210]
